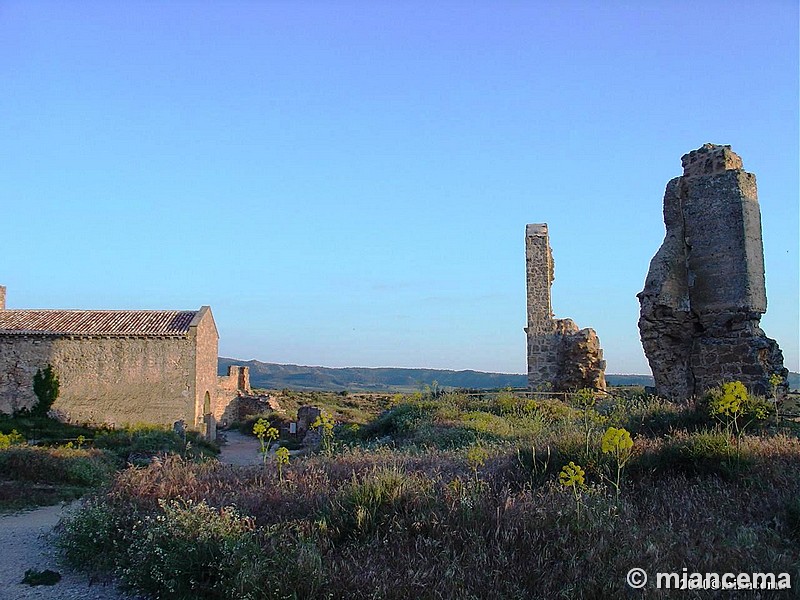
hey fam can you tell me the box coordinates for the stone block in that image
[638,144,787,400]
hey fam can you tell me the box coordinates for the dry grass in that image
[57,392,800,599]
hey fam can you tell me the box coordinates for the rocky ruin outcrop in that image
[638,144,787,400]
[526,224,606,392]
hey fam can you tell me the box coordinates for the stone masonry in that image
[0,289,251,438]
[638,144,787,400]
[525,224,606,391]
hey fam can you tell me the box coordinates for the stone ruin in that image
[525,224,606,392]
[638,144,788,400]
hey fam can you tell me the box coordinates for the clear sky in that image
[1,1,797,375]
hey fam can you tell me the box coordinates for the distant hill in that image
[604,374,654,387]
[790,372,800,391]
[219,358,526,392]
[605,373,800,390]
[219,358,800,393]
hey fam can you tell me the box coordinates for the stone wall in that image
[638,144,787,399]
[525,224,606,392]
[0,335,196,426]
[0,286,5,310]
[525,224,554,331]
[191,307,220,429]
[214,365,253,425]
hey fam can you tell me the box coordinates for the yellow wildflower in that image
[559,461,585,487]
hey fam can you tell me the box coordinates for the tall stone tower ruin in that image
[638,144,787,400]
[525,224,606,392]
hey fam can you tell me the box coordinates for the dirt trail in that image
[0,502,139,600]
[0,432,267,600]
[217,430,265,466]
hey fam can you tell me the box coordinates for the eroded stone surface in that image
[526,224,606,392]
[0,299,250,437]
[638,144,787,400]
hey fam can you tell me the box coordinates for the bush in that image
[120,499,261,598]
[0,446,115,486]
[0,414,94,443]
[31,365,60,417]
[59,496,323,599]
[326,467,432,540]
[0,429,25,449]
[56,499,134,575]
[94,426,187,465]
[360,403,436,440]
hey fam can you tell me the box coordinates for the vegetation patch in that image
[55,386,800,598]
[0,417,218,510]
[21,568,62,586]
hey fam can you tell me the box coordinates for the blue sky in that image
[1,1,797,374]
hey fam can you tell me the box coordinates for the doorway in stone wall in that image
[203,391,216,440]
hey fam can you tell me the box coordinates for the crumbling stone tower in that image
[638,144,787,400]
[525,224,606,392]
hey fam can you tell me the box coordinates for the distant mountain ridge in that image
[219,358,800,392]
[219,358,527,391]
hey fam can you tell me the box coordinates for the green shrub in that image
[529,399,580,424]
[361,403,435,439]
[494,390,526,416]
[633,430,747,479]
[0,446,114,486]
[94,426,184,464]
[414,424,477,449]
[0,414,94,443]
[515,432,589,486]
[327,467,432,539]
[0,429,25,449]
[120,499,262,598]
[461,411,513,438]
[59,497,324,600]
[31,365,60,417]
[56,499,133,574]
[21,568,61,586]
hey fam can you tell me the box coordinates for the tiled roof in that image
[0,310,198,337]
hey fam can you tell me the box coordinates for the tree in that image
[32,365,59,417]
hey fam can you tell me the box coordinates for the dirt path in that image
[0,434,279,600]
[217,430,265,466]
[0,502,140,600]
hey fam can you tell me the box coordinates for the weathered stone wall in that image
[214,365,253,425]
[638,144,787,399]
[191,307,219,429]
[0,286,6,310]
[526,224,606,391]
[0,335,196,426]
[525,224,554,331]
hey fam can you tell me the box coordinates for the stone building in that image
[0,287,248,437]
[525,224,606,392]
[638,144,787,400]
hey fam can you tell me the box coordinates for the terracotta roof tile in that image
[0,310,197,336]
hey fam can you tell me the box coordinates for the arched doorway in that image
[202,391,216,441]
